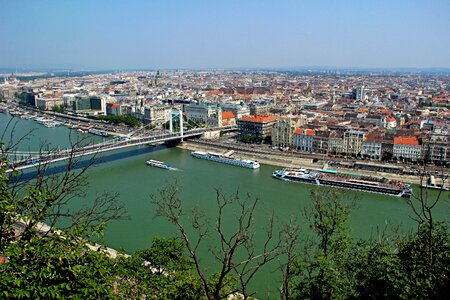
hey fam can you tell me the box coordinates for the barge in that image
[273,168,412,198]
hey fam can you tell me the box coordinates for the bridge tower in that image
[168,109,184,140]
[179,109,184,141]
[169,109,173,133]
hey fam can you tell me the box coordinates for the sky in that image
[1,0,450,70]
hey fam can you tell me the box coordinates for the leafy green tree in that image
[349,221,450,300]
[291,188,356,299]
[239,134,258,144]
[0,130,125,298]
[52,104,65,113]
[98,115,141,127]
[112,237,204,299]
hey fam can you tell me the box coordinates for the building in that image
[221,111,236,127]
[34,95,64,110]
[393,136,422,161]
[312,131,329,154]
[237,115,278,142]
[384,116,397,129]
[143,105,171,126]
[362,133,383,160]
[342,130,365,157]
[352,86,365,102]
[62,94,77,108]
[106,102,121,116]
[220,102,250,119]
[293,128,315,152]
[72,95,106,114]
[249,103,271,116]
[271,118,296,149]
[422,134,449,164]
[185,102,221,126]
[328,131,344,155]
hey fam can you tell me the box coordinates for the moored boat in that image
[273,168,412,198]
[420,175,450,191]
[191,151,260,169]
[88,128,109,137]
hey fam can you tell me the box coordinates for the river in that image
[1,112,448,297]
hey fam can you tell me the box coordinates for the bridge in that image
[4,125,237,172]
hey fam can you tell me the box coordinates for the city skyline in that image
[1,0,450,70]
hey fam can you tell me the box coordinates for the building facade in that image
[143,105,171,126]
[328,131,344,155]
[393,136,422,161]
[342,130,365,157]
[293,128,315,152]
[271,118,296,149]
[237,115,278,142]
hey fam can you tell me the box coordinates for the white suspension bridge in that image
[3,109,237,172]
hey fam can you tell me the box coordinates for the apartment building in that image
[237,115,278,142]
[293,128,315,152]
[342,130,365,157]
[393,136,422,161]
[271,118,296,149]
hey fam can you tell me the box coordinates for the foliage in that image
[52,104,65,113]
[289,187,450,300]
[349,222,450,300]
[15,92,34,106]
[291,188,356,299]
[239,134,258,144]
[111,237,204,299]
[97,114,141,127]
[0,164,205,299]
[0,231,115,299]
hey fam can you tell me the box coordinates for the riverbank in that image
[178,139,425,185]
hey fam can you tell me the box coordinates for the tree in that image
[152,184,285,300]
[0,123,127,298]
[291,188,356,300]
[279,219,300,300]
[52,104,65,113]
[111,237,204,299]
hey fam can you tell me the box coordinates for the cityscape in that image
[1,70,449,169]
[1,1,449,299]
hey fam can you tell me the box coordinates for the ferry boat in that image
[77,125,94,133]
[146,160,175,170]
[88,128,109,137]
[273,168,412,198]
[420,175,450,191]
[191,151,260,169]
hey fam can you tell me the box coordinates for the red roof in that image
[294,128,315,136]
[294,128,304,135]
[222,111,235,119]
[240,115,277,123]
[394,136,419,146]
[385,116,396,122]
[305,129,315,136]
[205,90,223,97]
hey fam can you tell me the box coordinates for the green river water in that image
[1,112,448,298]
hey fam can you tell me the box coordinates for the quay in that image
[178,139,443,186]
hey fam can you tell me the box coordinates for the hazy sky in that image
[1,0,450,70]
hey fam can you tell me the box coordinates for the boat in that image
[88,128,109,137]
[273,168,412,198]
[420,175,450,191]
[191,151,260,169]
[77,125,93,133]
[146,159,175,170]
